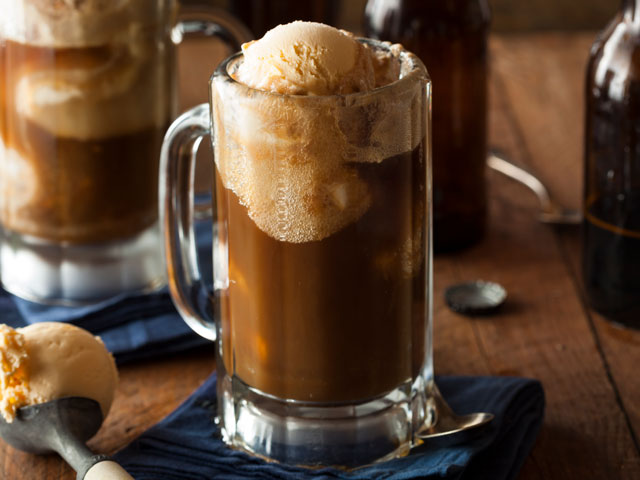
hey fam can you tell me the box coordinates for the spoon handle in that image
[487,152,554,213]
[55,434,132,480]
[487,152,582,224]
[84,460,134,480]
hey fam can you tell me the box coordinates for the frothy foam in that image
[14,43,170,139]
[1,0,175,139]
[0,0,173,47]
[212,44,426,243]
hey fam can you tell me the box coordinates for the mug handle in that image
[171,7,250,221]
[161,9,250,342]
[159,104,217,340]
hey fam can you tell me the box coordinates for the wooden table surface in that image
[2,32,640,479]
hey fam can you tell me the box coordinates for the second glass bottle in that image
[365,0,491,252]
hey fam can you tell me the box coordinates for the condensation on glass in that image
[0,0,247,304]
[160,39,435,467]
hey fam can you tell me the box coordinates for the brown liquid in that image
[583,2,640,328]
[0,39,170,244]
[216,142,426,403]
[364,0,490,252]
[583,194,640,329]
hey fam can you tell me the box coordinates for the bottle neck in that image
[623,0,640,22]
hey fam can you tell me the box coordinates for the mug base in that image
[0,223,165,305]
[218,373,424,469]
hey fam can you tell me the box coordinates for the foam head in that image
[1,0,175,139]
[213,36,427,243]
[0,0,172,48]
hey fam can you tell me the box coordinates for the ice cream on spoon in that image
[0,322,118,423]
[0,322,132,479]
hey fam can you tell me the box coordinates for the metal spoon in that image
[418,382,494,444]
[487,151,582,225]
[0,397,133,480]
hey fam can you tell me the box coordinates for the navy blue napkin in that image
[0,221,212,363]
[114,374,544,480]
[2,289,208,364]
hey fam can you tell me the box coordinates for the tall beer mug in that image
[160,38,434,468]
[0,0,249,304]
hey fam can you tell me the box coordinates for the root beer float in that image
[0,0,176,302]
[211,22,429,403]
[160,18,434,467]
[160,20,433,465]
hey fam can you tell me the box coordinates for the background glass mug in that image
[0,0,249,304]
[160,39,434,467]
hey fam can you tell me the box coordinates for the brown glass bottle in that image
[364,0,490,252]
[230,0,338,38]
[583,0,640,329]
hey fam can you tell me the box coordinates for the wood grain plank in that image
[436,178,640,479]
[490,32,640,455]
[490,33,595,212]
[489,0,615,32]
[558,229,640,452]
[485,32,640,478]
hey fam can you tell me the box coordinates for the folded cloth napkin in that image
[4,289,209,364]
[114,374,545,480]
[0,221,212,363]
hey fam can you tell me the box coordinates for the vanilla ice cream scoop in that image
[234,21,377,95]
[0,323,118,423]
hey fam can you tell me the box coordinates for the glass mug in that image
[160,39,434,467]
[0,0,249,304]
